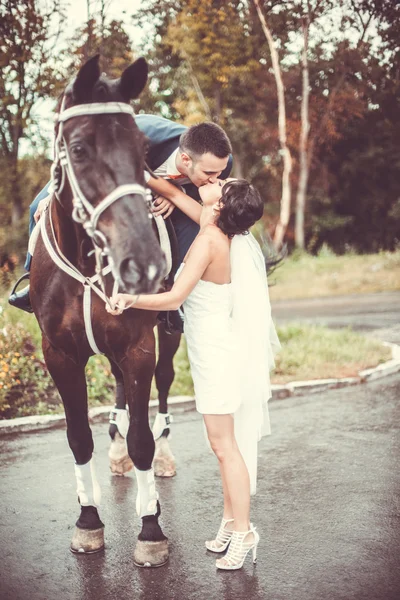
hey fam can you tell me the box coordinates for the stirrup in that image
[9,272,30,296]
[216,524,259,570]
[205,518,234,553]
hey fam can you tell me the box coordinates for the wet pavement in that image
[1,371,400,600]
[272,291,400,343]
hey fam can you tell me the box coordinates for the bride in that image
[107,178,280,570]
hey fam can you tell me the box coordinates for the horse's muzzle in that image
[119,256,166,294]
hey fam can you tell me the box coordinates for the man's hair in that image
[179,122,232,159]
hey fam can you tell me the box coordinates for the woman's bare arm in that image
[147,176,202,224]
[108,234,212,313]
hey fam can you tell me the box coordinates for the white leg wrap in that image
[134,467,158,518]
[109,407,130,438]
[152,412,173,441]
[74,458,101,507]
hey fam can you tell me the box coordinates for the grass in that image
[1,247,396,418]
[0,291,391,418]
[272,323,391,384]
[268,247,400,301]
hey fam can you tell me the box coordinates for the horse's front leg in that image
[152,325,181,477]
[121,337,168,567]
[43,339,105,554]
[108,360,133,475]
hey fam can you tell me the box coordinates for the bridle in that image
[50,96,153,292]
[38,94,171,354]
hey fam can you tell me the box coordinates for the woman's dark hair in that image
[216,180,264,238]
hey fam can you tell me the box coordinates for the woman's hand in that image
[152,195,175,219]
[106,293,139,315]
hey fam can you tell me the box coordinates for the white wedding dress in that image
[176,233,281,495]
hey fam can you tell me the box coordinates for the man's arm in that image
[147,176,202,224]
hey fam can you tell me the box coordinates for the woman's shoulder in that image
[202,224,229,242]
[199,226,228,254]
[187,225,229,261]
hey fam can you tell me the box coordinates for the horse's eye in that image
[70,144,86,160]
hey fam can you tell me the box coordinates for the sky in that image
[24,0,147,155]
[64,0,145,46]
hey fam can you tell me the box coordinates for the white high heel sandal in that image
[215,524,259,570]
[205,518,234,552]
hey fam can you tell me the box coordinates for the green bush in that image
[0,320,57,418]
[0,293,192,418]
[0,293,391,419]
[0,296,117,418]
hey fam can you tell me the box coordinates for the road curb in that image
[1,343,399,437]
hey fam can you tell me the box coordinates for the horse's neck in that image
[51,200,95,276]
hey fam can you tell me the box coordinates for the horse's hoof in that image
[70,526,105,554]
[133,539,169,567]
[153,437,176,478]
[108,432,134,475]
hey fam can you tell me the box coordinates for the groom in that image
[9,115,233,319]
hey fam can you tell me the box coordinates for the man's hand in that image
[34,196,50,223]
[152,195,175,219]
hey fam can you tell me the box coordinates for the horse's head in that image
[54,55,166,294]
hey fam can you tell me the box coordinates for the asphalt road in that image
[271,290,400,343]
[1,370,400,600]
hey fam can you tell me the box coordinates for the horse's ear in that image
[72,55,101,102]
[119,57,148,101]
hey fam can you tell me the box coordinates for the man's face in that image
[182,152,229,187]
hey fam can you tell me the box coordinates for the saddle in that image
[152,205,183,334]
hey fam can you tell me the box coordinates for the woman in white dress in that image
[107,178,280,570]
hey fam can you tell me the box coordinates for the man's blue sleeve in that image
[135,114,187,146]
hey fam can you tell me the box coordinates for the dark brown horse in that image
[30,55,179,566]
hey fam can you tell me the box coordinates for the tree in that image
[135,0,283,197]
[66,17,135,80]
[0,0,66,225]
[254,0,293,249]
[135,0,400,252]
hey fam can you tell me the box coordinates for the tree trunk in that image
[295,14,311,250]
[100,0,106,40]
[214,85,222,123]
[254,0,292,249]
[10,154,23,226]
[183,55,212,120]
[85,0,94,60]
[233,153,244,179]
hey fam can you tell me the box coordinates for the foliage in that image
[0,315,57,418]
[0,292,392,417]
[1,0,399,260]
[65,18,135,79]
[0,300,115,419]
[0,0,67,224]
[0,154,51,271]
[135,0,400,251]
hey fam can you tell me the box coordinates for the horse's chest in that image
[41,292,89,349]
